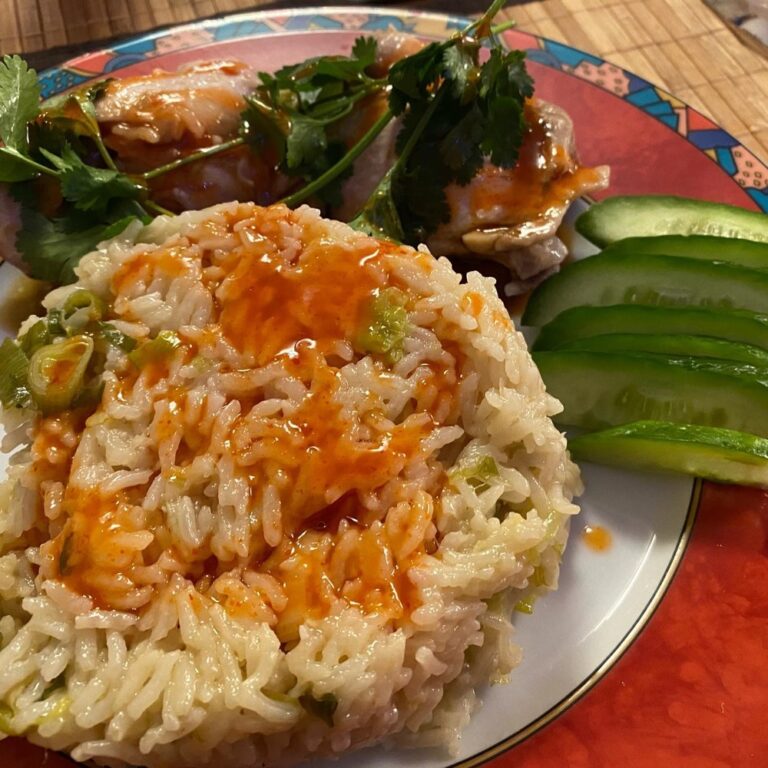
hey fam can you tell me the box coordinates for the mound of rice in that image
[0,203,581,766]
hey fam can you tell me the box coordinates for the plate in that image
[2,7,767,768]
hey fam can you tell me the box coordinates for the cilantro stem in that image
[279,108,394,208]
[468,0,508,37]
[143,199,174,217]
[93,135,118,171]
[490,19,518,35]
[309,81,386,122]
[348,84,448,238]
[141,136,244,180]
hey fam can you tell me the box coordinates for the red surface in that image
[496,483,768,768]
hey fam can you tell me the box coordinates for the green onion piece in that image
[72,379,104,409]
[19,319,51,356]
[28,335,94,413]
[0,338,31,409]
[63,289,105,319]
[128,330,182,368]
[34,694,71,726]
[355,287,408,360]
[62,289,105,332]
[97,322,136,352]
[262,689,300,707]
[298,693,338,727]
[514,598,535,615]
[449,455,499,490]
[46,310,65,338]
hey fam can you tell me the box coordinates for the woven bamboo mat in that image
[2,0,767,160]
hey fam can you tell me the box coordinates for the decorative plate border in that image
[37,6,768,212]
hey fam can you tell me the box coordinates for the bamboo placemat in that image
[2,0,767,160]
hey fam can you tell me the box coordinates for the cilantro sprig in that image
[0,0,529,285]
[242,36,386,205]
[283,0,534,244]
[0,57,154,283]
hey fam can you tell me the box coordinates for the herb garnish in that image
[0,0,531,283]
[284,0,533,244]
[242,36,385,206]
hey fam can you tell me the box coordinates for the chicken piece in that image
[95,60,258,146]
[427,99,609,294]
[94,59,294,212]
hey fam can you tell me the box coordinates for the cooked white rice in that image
[0,203,581,766]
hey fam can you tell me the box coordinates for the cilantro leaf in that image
[349,168,405,242]
[0,55,40,153]
[16,206,137,284]
[388,43,444,114]
[247,37,385,205]
[39,145,143,214]
[440,102,486,184]
[285,117,327,171]
[0,146,38,182]
[443,43,480,104]
[478,49,534,167]
[39,81,108,142]
[352,5,535,245]
[351,36,377,69]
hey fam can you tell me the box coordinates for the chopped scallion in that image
[356,287,408,360]
[28,335,94,413]
[0,338,31,409]
[128,330,182,368]
[97,322,136,352]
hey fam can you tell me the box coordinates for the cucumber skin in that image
[557,333,768,367]
[533,350,768,437]
[575,195,768,247]
[533,305,768,352]
[569,421,768,487]
[522,252,768,327]
[602,235,768,269]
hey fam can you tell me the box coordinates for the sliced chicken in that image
[426,99,609,294]
[95,60,259,145]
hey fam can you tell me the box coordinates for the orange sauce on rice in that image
[48,205,463,629]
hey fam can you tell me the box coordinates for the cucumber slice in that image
[601,234,768,269]
[576,195,768,247]
[557,333,768,366]
[569,421,768,487]
[533,350,768,437]
[522,252,768,327]
[533,305,768,352]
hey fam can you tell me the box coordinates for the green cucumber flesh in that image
[601,234,768,269]
[569,420,768,487]
[575,195,768,247]
[533,350,768,437]
[557,333,768,366]
[533,305,768,352]
[522,252,768,327]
